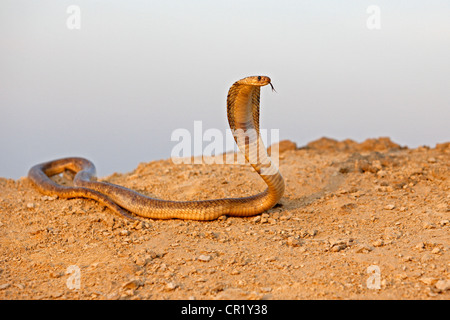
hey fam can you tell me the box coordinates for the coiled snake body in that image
[28,76,285,220]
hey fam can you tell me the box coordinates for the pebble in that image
[415,242,425,250]
[286,237,302,247]
[49,271,63,278]
[419,277,438,286]
[420,253,433,263]
[396,273,408,280]
[198,255,212,262]
[372,239,384,247]
[0,283,11,290]
[122,279,143,290]
[384,227,402,240]
[423,222,436,229]
[135,256,147,266]
[330,244,346,252]
[377,170,388,178]
[431,247,441,254]
[41,195,56,201]
[26,203,36,209]
[355,244,374,253]
[279,213,291,221]
[402,256,413,262]
[384,204,395,210]
[120,229,131,236]
[252,216,261,223]
[260,213,270,224]
[14,283,25,290]
[165,282,178,291]
[435,279,450,292]
[50,291,63,298]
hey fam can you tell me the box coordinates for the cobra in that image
[28,76,285,220]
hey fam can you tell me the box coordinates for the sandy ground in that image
[0,137,449,300]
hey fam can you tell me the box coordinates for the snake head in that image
[237,76,272,87]
[236,76,276,92]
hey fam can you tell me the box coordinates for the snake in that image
[28,76,285,220]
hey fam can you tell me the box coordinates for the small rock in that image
[198,255,212,262]
[122,279,143,290]
[120,229,131,236]
[41,195,56,201]
[423,222,436,229]
[377,170,388,178]
[330,243,347,252]
[355,244,374,253]
[396,273,408,280]
[402,256,413,262]
[252,216,261,223]
[26,203,36,209]
[420,253,433,263]
[427,157,437,163]
[372,239,384,247]
[439,219,449,226]
[135,256,147,266]
[340,203,356,213]
[123,289,135,297]
[122,237,131,243]
[50,291,63,298]
[420,277,438,286]
[435,279,450,292]
[0,283,11,290]
[14,283,25,290]
[384,227,402,239]
[384,204,395,210]
[165,282,178,291]
[50,271,63,278]
[415,242,425,250]
[260,213,269,224]
[286,237,302,247]
[431,247,442,254]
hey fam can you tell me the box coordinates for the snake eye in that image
[258,76,261,81]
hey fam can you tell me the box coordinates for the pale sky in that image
[1,0,449,178]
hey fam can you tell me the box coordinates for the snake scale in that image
[28,76,285,220]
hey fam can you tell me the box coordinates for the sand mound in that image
[0,137,449,300]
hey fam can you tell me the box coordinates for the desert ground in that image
[0,137,449,300]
